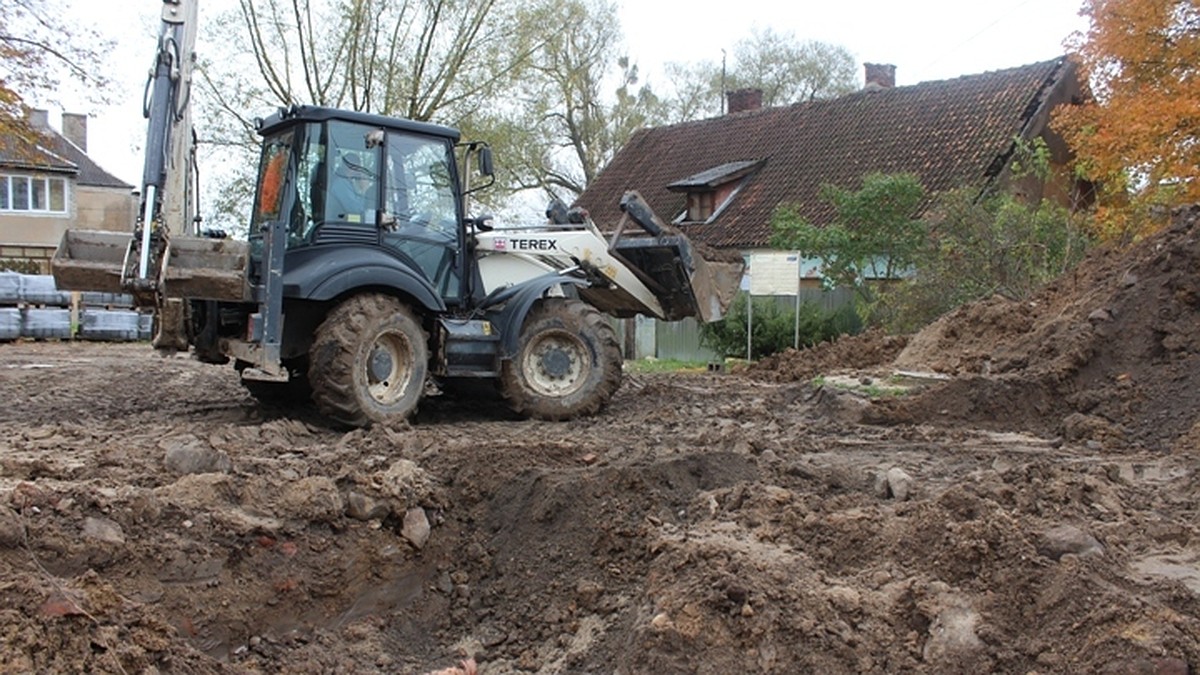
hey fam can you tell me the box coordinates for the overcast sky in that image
[50,0,1087,189]
[620,0,1085,86]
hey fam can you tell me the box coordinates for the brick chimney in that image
[864,63,896,90]
[62,112,88,152]
[27,108,50,128]
[726,88,763,115]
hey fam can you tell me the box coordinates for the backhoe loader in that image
[52,0,742,427]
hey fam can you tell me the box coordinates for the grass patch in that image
[624,358,711,374]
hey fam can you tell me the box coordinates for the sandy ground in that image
[2,207,1200,674]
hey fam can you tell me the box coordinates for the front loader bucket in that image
[601,191,744,322]
[608,236,742,322]
[52,230,252,302]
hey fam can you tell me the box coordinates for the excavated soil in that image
[2,207,1200,674]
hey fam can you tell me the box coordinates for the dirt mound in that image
[2,290,1200,673]
[747,330,909,382]
[872,205,1200,450]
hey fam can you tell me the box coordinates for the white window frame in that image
[0,173,70,215]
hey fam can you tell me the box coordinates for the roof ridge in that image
[640,57,1068,138]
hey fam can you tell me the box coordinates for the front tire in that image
[501,298,622,420]
[308,294,428,427]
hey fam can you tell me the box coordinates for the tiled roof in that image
[577,57,1074,249]
[49,131,133,189]
[0,139,77,174]
[0,126,133,190]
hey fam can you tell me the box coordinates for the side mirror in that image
[478,147,494,177]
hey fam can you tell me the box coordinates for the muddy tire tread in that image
[501,298,622,420]
[308,294,427,427]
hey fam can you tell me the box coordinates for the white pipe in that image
[139,184,157,280]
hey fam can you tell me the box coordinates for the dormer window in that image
[689,191,716,221]
[668,159,764,224]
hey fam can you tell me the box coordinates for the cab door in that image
[381,133,462,302]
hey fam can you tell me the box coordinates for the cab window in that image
[323,122,381,226]
[383,133,461,300]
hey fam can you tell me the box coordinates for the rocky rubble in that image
[1,207,1199,672]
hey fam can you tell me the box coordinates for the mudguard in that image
[281,245,446,312]
[488,274,589,357]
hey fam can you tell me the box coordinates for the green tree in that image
[662,28,857,121]
[770,173,927,317]
[879,189,1088,332]
[879,140,1091,332]
[500,0,666,202]
[0,0,112,152]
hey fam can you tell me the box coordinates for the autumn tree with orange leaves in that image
[1054,0,1200,239]
[0,0,111,154]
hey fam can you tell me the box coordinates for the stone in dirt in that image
[402,507,431,549]
[161,434,232,476]
[82,516,125,545]
[886,467,914,501]
[923,599,985,664]
[0,505,25,548]
[1039,524,1105,561]
[345,490,390,521]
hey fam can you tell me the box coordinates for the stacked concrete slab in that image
[0,274,20,340]
[0,273,149,342]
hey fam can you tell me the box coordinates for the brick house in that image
[577,57,1089,291]
[0,110,135,272]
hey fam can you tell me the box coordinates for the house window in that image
[0,174,69,214]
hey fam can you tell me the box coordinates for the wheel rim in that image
[365,330,414,405]
[522,330,590,398]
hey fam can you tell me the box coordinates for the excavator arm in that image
[55,0,200,294]
[53,0,258,350]
[136,0,201,274]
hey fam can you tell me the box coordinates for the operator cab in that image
[250,106,469,303]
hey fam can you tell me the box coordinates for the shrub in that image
[700,294,861,358]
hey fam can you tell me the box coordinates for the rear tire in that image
[501,298,622,420]
[308,294,428,427]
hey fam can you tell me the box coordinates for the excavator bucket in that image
[602,191,744,322]
[52,230,252,302]
[51,230,130,294]
[159,236,252,301]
